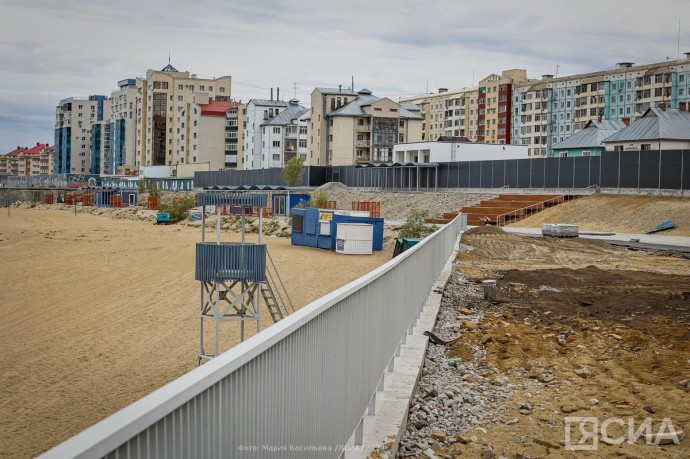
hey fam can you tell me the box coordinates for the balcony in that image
[355,155,371,164]
[356,140,371,148]
[355,124,371,132]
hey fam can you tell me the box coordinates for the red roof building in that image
[0,143,55,176]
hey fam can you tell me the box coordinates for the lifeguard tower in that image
[195,192,293,364]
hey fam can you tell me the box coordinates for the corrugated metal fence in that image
[40,216,463,459]
[194,150,690,190]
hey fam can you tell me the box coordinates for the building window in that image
[641,144,651,150]
[272,140,280,147]
[299,139,307,148]
[273,127,280,134]
[559,151,568,157]
[582,151,591,156]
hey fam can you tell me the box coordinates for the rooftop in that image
[199,101,231,117]
[553,120,627,150]
[603,108,690,143]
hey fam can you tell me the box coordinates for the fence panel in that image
[659,151,682,190]
[600,151,620,188]
[619,153,640,188]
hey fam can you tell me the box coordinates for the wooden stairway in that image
[428,193,583,227]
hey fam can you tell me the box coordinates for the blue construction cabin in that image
[290,208,384,251]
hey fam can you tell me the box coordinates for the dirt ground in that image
[509,194,690,236]
[0,208,393,458]
[421,228,690,458]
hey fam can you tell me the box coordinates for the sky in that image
[2,0,690,152]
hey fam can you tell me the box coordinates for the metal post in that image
[368,393,376,416]
[354,418,364,446]
[216,205,221,244]
[201,205,206,243]
[241,215,245,244]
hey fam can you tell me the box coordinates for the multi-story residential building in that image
[91,103,112,175]
[261,99,309,168]
[401,88,478,142]
[107,79,138,174]
[243,98,288,170]
[237,103,247,170]
[513,56,690,156]
[135,62,231,168]
[309,87,424,165]
[223,101,240,169]
[308,87,360,166]
[0,143,55,176]
[54,95,107,173]
[476,69,529,144]
[179,100,233,171]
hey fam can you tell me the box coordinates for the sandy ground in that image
[509,194,690,236]
[398,228,689,458]
[0,208,393,458]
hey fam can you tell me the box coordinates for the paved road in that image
[502,226,690,253]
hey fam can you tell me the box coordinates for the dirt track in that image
[399,228,689,458]
[0,208,392,458]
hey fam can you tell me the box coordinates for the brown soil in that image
[0,208,392,458]
[509,194,690,236]
[432,231,689,458]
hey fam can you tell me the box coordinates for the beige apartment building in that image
[0,143,54,176]
[309,88,424,166]
[179,101,232,171]
[135,63,231,168]
[403,87,479,142]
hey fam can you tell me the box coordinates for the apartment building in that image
[179,100,236,171]
[54,95,107,173]
[107,79,138,174]
[512,56,690,156]
[309,87,424,166]
[237,103,247,170]
[261,99,309,168]
[135,62,231,168]
[243,98,288,170]
[0,143,54,176]
[90,102,112,174]
[402,88,480,142]
[307,87,360,166]
[476,69,529,144]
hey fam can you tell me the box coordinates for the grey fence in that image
[194,150,690,191]
[40,215,464,459]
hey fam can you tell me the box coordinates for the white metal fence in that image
[40,217,463,459]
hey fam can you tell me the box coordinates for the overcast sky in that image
[2,0,690,152]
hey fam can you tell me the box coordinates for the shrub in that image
[309,189,328,209]
[158,194,196,223]
[398,208,436,238]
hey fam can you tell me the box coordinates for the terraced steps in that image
[429,193,584,226]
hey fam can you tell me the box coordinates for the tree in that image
[398,208,436,238]
[283,156,306,187]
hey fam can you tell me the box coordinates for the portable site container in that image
[291,208,384,252]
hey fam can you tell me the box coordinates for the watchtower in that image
[195,192,293,364]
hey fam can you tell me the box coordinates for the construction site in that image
[0,185,689,458]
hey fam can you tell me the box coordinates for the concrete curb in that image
[344,234,461,458]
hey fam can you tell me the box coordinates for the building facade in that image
[0,143,54,176]
[261,99,309,168]
[54,95,107,173]
[179,100,232,171]
[512,56,690,156]
[243,98,288,170]
[309,88,424,166]
[135,63,231,168]
[107,79,138,174]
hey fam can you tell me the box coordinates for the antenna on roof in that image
[352,76,354,91]
[168,51,171,65]
[678,18,681,59]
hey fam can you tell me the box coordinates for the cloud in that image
[2,0,690,152]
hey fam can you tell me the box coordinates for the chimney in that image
[598,115,602,122]
[622,117,631,126]
[680,101,687,111]
[685,52,690,59]
[438,88,448,93]
[270,88,273,100]
[277,87,280,100]
[660,103,667,111]
[339,84,342,93]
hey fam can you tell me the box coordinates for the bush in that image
[309,189,328,209]
[158,195,196,223]
[398,208,436,238]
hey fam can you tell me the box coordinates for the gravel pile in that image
[313,185,495,221]
[396,267,517,458]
